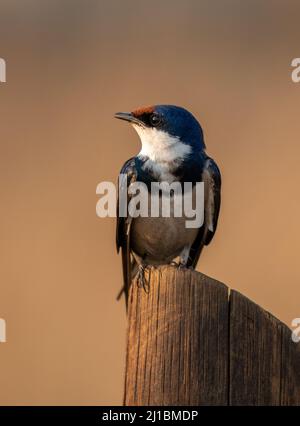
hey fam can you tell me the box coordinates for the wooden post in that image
[123,265,229,405]
[123,265,300,406]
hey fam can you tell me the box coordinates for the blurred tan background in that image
[0,0,300,405]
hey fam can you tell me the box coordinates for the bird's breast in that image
[130,190,200,263]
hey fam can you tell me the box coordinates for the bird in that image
[115,105,221,308]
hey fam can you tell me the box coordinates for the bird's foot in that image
[136,264,150,294]
[170,260,188,270]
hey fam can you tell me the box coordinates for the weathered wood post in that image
[123,265,229,405]
[123,265,300,406]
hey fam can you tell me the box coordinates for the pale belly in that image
[131,215,199,263]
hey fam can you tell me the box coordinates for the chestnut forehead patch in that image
[132,105,155,117]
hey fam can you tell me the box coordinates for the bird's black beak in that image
[114,112,143,126]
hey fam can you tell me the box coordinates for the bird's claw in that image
[136,264,150,293]
[170,260,187,270]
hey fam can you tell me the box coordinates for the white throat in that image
[133,125,192,183]
[133,125,191,163]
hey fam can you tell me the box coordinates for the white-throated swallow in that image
[115,105,221,308]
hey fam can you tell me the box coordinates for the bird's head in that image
[115,105,205,162]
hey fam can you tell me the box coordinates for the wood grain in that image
[280,323,300,405]
[124,265,229,406]
[123,266,300,406]
[229,290,282,405]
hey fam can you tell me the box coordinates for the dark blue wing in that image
[116,157,137,308]
[187,156,221,267]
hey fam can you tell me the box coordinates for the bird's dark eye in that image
[150,113,161,127]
